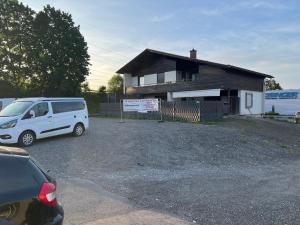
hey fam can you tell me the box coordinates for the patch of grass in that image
[265,112,279,116]
[280,144,289,149]
[241,139,247,144]
[199,120,224,125]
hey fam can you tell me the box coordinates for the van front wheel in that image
[73,123,85,137]
[18,131,35,147]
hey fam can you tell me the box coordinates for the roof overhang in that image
[116,49,274,79]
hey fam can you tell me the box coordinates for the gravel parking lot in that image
[25,117,300,225]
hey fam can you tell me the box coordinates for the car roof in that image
[15,97,84,103]
[0,146,29,157]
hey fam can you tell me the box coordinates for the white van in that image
[0,98,89,146]
[0,98,15,111]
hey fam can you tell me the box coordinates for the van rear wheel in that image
[73,123,85,137]
[18,131,35,147]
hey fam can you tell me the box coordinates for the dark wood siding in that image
[126,64,264,95]
[132,56,176,76]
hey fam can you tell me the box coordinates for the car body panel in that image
[0,153,63,225]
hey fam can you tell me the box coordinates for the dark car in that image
[0,146,63,225]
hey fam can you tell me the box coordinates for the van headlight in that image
[0,119,18,129]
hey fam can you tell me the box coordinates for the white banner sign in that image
[123,99,159,112]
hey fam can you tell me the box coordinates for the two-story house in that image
[116,49,273,115]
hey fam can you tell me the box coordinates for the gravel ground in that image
[25,117,300,225]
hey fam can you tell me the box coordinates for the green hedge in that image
[82,92,106,114]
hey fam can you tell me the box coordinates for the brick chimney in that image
[190,48,197,59]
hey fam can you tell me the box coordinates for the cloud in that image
[148,13,174,22]
[198,9,223,16]
[247,1,288,10]
[191,1,289,17]
[269,25,300,33]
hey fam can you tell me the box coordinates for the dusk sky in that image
[22,0,300,90]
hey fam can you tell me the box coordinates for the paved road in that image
[25,117,300,225]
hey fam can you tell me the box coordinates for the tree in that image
[0,0,35,89]
[265,78,282,91]
[0,80,20,97]
[31,5,90,96]
[107,74,123,94]
[81,82,90,93]
[98,85,106,94]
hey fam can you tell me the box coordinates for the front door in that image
[230,97,240,115]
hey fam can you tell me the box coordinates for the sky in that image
[21,0,300,90]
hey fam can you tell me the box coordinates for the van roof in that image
[0,146,29,156]
[15,97,84,102]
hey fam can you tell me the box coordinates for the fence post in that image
[159,99,163,121]
[198,100,201,122]
[119,99,124,123]
[172,101,175,121]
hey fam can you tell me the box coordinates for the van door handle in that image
[48,116,52,118]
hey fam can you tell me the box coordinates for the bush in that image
[82,92,106,114]
[265,111,279,116]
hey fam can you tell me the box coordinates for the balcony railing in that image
[126,79,229,95]
[134,79,200,88]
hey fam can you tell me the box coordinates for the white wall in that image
[165,71,176,82]
[131,76,138,87]
[123,74,139,94]
[172,89,221,98]
[239,90,264,115]
[139,76,144,86]
[123,74,131,88]
[123,74,138,87]
[265,89,300,115]
[265,99,300,115]
[123,74,131,94]
[167,92,174,102]
[144,74,157,85]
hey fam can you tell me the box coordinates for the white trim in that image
[172,89,221,98]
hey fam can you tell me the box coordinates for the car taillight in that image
[38,182,57,207]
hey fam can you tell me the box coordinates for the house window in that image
[181,72,192,81]
[245,93,253,108]
[157,73,165,84]
[139,76,144,86]
[192,73,199,81]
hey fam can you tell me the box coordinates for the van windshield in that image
[0,101,33,117]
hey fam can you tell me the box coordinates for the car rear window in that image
[51,101,85,114]
[0,155,45,204]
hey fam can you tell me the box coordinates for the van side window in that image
[51,102,85,114]
[24,103,49,119]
